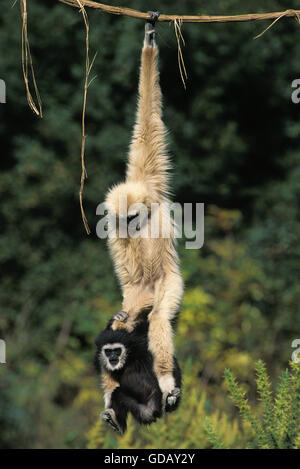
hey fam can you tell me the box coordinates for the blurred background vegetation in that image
[0,0,300,448]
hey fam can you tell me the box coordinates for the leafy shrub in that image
[205,361,300,449]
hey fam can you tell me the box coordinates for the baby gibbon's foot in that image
[165,387,181,413]
[113,310,129,323]
[100,409,123,434]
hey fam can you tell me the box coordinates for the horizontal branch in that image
[58,0,300,24]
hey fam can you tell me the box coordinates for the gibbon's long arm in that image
[126,22,170,201]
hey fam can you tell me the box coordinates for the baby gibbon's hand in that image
[113,310,129,323]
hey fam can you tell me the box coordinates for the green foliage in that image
[224,361,300,448]
[203,417,224,449]
[86,367,244,449]
[224,367,267,447]
[256,360,274,447]
[86,361,300,449]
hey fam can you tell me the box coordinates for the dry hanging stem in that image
[173,19,187,89]
[77,0,97,234]
[20,0,42,117]
[254,8,300,39]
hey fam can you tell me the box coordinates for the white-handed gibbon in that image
[103,14,184,408]
[95,309,181,434]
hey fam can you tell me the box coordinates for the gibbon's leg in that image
[101,389,129,434]
[148,264,183,403]
[100,374,125,433]
[101,370,119,410]
[166,387,181,410]
[115,389,161,425]
[165,358,182,413]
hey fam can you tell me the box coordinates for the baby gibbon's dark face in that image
[100,343,127,371]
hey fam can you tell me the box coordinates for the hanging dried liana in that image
[76,0,97,234]
[20,0,43,117]
[173,18,187,89]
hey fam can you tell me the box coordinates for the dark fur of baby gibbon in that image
[95,312,181,434]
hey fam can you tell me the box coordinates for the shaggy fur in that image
[95,314,181,434]
[104,24,184,404]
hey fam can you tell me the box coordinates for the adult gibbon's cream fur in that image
[103,21,184,405]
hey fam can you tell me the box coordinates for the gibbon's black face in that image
[100,343,127,371]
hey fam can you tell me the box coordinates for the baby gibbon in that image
[95,310,181,433]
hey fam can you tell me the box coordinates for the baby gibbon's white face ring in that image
[101,343,127,371]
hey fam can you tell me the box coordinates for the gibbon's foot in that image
[100,409,123,434]
[165,387,181,413]
[113,310,129,323]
